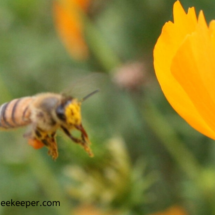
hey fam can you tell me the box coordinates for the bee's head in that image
[56,90,99,127]
[56,98,82,127]
[56,90,98,157]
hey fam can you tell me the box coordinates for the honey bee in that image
[0,90,98,160]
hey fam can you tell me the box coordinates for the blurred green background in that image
[0,0,215,215]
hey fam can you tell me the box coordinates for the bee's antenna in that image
[81,89,99,102]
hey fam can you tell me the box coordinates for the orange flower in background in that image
[154,0,215,139]
[53,0,90,60]
[148,206,188,215]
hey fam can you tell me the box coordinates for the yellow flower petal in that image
[154,1,215,138]
[209,20,215,51]
[171,37,215,131]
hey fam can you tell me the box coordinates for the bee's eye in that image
[56,105,66,121]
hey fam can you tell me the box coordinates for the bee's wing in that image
[62,72,110,100]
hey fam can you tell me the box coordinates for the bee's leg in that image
[24,124,44,149]
[24,125,58,159]
[45,132,58,160]
[61,126,93,157]
[61,126,82,143]
[35,129,58,160]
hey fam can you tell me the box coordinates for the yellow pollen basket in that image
[65,99,82,126]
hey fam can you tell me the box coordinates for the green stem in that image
[142,96,201,180]
[84,19,121,72]
[141,96,215,212]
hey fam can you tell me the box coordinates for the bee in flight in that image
[0,90,98,160]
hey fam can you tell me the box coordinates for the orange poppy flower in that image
[53,0,90,60]
[154,0,215,139]
[148,206,187,215]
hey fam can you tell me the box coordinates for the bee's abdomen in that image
[0,97,33,129]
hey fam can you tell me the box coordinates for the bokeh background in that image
[0,0,215,215]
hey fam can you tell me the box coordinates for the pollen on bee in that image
[65,101,82,125]
[28,139,44,149]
